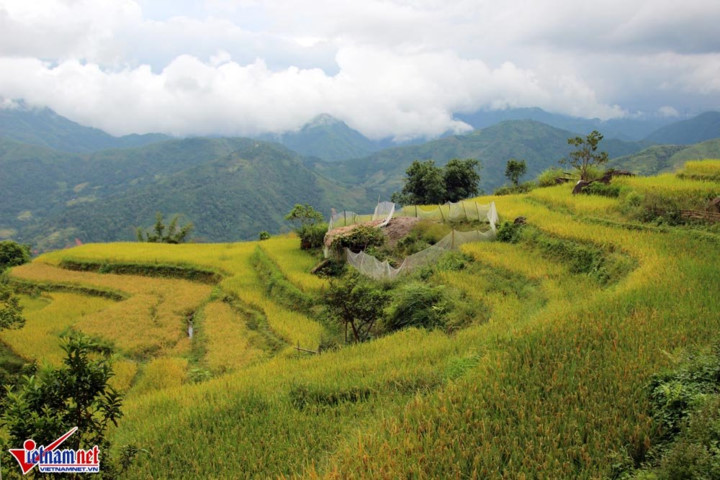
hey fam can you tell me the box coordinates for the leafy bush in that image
[330,225,385,254]
[384,282,450,332]
[618,182,719,226]
[496,221,524,243]
[298,222,328,250]
[258,231,271,241]
[580,182,623,197]
[1,333,126,474]
[620,345,720,478]
[0,241,30,272]
[395,233,431,257]
[654,397,720,479]
[312,259,346,278]
[648,347,720,443]
[0,282,25,331]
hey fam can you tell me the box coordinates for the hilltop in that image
[316,120,643,197]
[0,104,170,153]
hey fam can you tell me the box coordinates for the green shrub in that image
[655,396,720,479]
[496,221,524,243]
[384,282,450,332]
[298,222,328,250]
[258,231,271,241]
[330,225,385,254]
[395,233,431,257]
[312,259,346,278]
[0,241,31,272]
[580,182,623,198]
[622,345,720,478]
[648,347,720,443]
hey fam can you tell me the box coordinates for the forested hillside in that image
[316,120,643,197]
[0,137,374,250]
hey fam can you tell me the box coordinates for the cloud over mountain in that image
[0,0,718,140]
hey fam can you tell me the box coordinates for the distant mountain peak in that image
[644,111,720,145]
[304,113,344,129]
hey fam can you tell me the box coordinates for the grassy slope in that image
[609,138,720,175]
[2,164,719,478]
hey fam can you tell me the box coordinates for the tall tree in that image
[392,160,447,206]
[561,130,609,181]
[284,204,324,231]
[443,158,481,202]
[505,159,527,186]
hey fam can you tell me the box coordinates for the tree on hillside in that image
[0,282,24,331]
[285,204,324,230]
[324,272,389,343]
[136,212,193,244]
[1,332,133,476]
[391,160,446,206]
[443,159,481,202]
[0,240,31,272]
[391,159,481,205]
[505,159,527,186]
[285,204,326,249]
[561,130,609,181]
[0,240,30,332]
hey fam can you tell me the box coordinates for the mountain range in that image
[1,105,719,250]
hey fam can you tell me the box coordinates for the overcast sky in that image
[1,0,719,140]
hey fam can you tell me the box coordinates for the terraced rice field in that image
[1,161,718,478]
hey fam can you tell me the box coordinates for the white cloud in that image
[658,106,679,117]
[0,45,629,139]
[0,0,719,139]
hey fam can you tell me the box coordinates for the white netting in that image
[372,201,395,227]
[345,223,496,280]
[330,201,497,280]
[327,200,499,280]
[328,211,371,230]
[398,200,497,226]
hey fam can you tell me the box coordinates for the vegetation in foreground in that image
[0,161,717,478]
